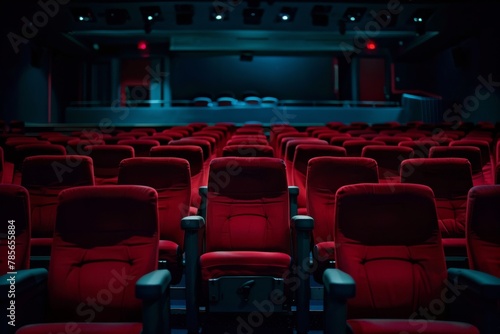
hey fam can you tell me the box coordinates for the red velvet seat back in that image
[0,184,30,274]
[429,146,482,173]
[226,138,269,146]
[222,145,274,158]
[398,140,439,158]
[86,145,134,182]
[48,185,158,322]
[306,157,379,246]
[466,185,500,277]
[400,158,473,238]
[170,139,211,162]
[450,139,491,167]
[21,155,95,238]
[343,140,386,157]
[118,157,190,248]
[117,139,160,157]
[361,145,414,182]
[334,183,447,319]
[292,145,346,209]
[150,145,205,208]
[14,143,66,169]
[205,157,290,253]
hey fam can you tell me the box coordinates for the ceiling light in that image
[343,7,366,23]
[72,8,95,22]
[276,7,297,23]
[140,6,163,23]
[243,7,264,25]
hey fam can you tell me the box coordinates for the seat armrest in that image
[136,269,172,334]
[198,186,208,219]
[181,215,206,231]
[291,215,313,333]
[288,186,299,217]
[136,269,172,300]
[323,268,356,299]
[181,216,205,333]
[292,215,314,231]
[448,268,500,299]
[323,268,356,334]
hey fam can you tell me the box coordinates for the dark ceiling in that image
[2,1,499,61]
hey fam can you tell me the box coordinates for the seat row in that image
[1,156,499,333]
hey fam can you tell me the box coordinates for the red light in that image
[137,41,148,51]
[366,41,376,50]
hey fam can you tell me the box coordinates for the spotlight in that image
[243,7,264,25]
[210,7,228,21]
[175,4,194,25]
[140,6,163,23]
[276,7,297,23]
[105,8,130,25]
[409,8,433,35]
[343,7,366,23]
[72,8,95,22]
[311,5,331,27]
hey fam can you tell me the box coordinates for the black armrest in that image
[181,215,205,333]
[292,215,314,231]
[136,269,172,334]
[448,268,500,299]
[291,215,314,333]
[136,269,172,300]
[288,186,299,217]
[198,186,208,219]
[323,268,356,334]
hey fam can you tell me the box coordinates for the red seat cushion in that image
[347,319,479,333]
[17,323,143,334]
[200,251,291,281]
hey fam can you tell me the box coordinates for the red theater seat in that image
[12,185,172,334]
[398,140,439,158]
[429,146,487,186]
[222,144,274,157]
[150,145,205,213]
[322,183,479,334]
[13,144,66,184]
[182,157,313,333]
[0,184,30,274]
[117,139,160,157]
[0,147,14,183]
[284,138,327,183]
[21,155,95,258]
[343,140,386,157]
[401,158,473,264]
[86,145,134,185]
[292,145,347,214]
[118,157,191,283]
[361,145,413,183]
[307,157,378,282]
